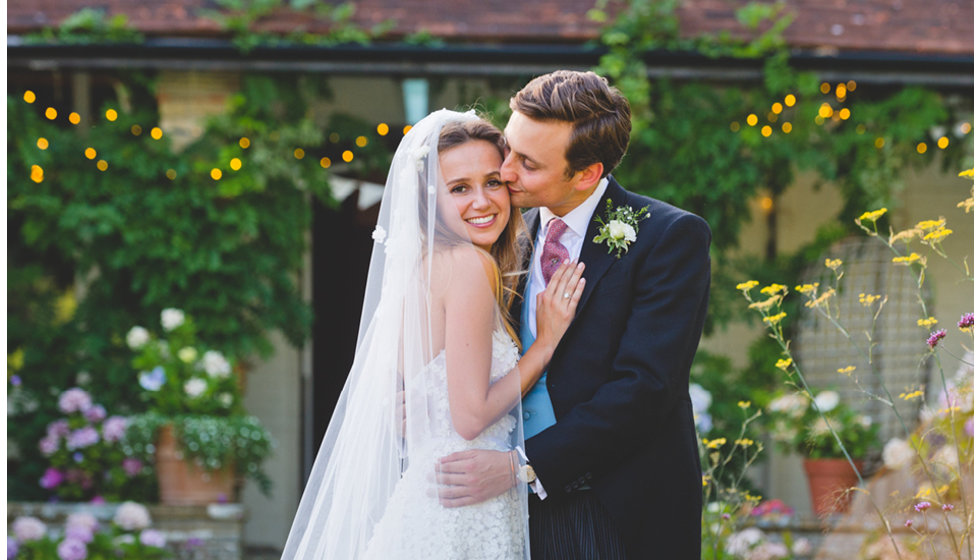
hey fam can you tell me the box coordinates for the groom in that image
[438,70,711,559]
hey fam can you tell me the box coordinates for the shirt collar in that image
[538,177,609,239]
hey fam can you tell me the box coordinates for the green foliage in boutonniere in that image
[593,199,651,258]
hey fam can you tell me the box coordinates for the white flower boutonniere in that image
[592,199,650,258]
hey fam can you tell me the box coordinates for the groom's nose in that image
[500,152,518,183]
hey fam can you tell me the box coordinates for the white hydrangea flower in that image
[12,516,47,541]
[218,393,234,408]
[114,502,151,531]
[161,308,185,331]
[202,350,232,378]
[882,437,916,470]
[371,225,387,244]
[184,378,208,398]
[814,390,840,412]
[126,326,150,349]
[177,347,198,364]
[792,538,813,556]
[724,527,764,557]
[607,219,637,242]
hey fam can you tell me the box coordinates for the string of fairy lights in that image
[732,80,972,154]
[21,89,415,185]
[22,80,973,186]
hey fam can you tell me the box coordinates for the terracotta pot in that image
[155,424,235,505]
[803,458,862,516]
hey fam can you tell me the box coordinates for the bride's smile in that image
[439,139,511,252]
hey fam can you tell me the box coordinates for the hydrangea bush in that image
[8,502,169,559]
[37,388,153,502]
[766,387,879,459]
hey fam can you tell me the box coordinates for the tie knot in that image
[545,218,568,242]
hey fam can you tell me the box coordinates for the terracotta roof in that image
[6,0,973,56]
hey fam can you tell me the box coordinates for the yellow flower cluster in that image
[748,295,781,311]
[702,474,711,487]
[736,280,759,292]
[734,438,755,447]
[825,258,842,270]
[892,253,922,265]
[760,283,788,296]
[915,484,950,499]
[737,401,751,409]
[858,293,882,307]
[858,208,888,222]
[922,227,953,243]
[959,169,975,179]
[8,349,24,371]
[957,196,974,213]
[899,389,924,401]
[917,317,938,328]
[763,312,787,325]
[775,358,793,371]
[916,218,946,231]
[804,289,836,308]
[704,438,727,449]
[837,365,856,376]
[795,283,819,294]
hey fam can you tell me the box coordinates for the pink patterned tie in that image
[540,218,569,284]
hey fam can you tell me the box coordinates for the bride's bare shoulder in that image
[428,246,496,296]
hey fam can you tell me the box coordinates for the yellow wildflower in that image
[748,294,781,311]
[858,208,888,222]
[734,438,754,447]
[922,227,952,243]
[858,293,882,307]
[795,283,819,294]
[738,401,751,409]
[8,349,24,372]
[888,228,920,245]
[804,289,836,309]
[916,218,946,232]
[702,474,711,487]
[763,312,787,325]
[892,253,922,265]
[760,283,787,297]
[915,486,932,499]
[825,258,842,270]
[957,196,973,213]
[736,280,759,292]
[54,290,77,325]
[958,168,974,179]
[775,358,793,371]
[917,317,938,328]
[900,389,924,401]
[837,365,856,376]
[706,438,727,449]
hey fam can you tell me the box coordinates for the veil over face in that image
[281,109,529,559]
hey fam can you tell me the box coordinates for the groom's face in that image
[501,112,585,216]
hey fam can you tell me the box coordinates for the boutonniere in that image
[592,199,650,258]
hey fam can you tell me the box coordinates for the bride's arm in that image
[444,250,583,440]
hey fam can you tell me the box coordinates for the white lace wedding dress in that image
[363,329,526,560]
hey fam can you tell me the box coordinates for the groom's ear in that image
[573,162,605,192]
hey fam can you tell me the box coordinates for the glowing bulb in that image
[294,148,305,159]
[320,157,332,169]
[211,168,223,180]
[131,125,143,136]
[37,138,49,150]
[820,83,831,94]
[847,80,857,91]
[151,127,163,140]
[839,108,851,120]
[746,114,759,126]
[960,123,972,134]
[761,126,773,137]
[30,164,43,183]
[403,125,412,135]
[781,122,792,133]
[771,102,783,114]
[230,158,242,171]
[23,91,36,103]
[105,109,118,122]
[916,142,927,154]
[68,112,81,125]
[45,107,58,120]
[97,160,108,171]
[818,103,833,119]
[760,196,774,212]
[784,94,796,107]
[239,137,250,149]
[874,137,885,149]
[84,147,97,160]
[937,137,949,149]
[355,136,368,147]
[342,150,354,162]
[377,123,389,136]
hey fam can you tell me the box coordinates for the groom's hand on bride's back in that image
[435,449,516,507]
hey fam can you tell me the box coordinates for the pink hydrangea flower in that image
[12,517,46,542]
[57,388,92,414]
[139,530,166,548]
[39,435,60,456]
[83,405,107,423]
[40,468,64,489]
[122,458,143,476]
[101,416,128,443]
[56,537,87,560]
[66,427,100,450]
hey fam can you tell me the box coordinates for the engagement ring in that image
[563,293,571,299]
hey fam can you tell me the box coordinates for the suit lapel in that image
[509,208,540,324]
[574,180,628,317]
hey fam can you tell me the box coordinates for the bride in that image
[281,109,585,559]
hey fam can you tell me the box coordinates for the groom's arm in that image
[526,210,711,491]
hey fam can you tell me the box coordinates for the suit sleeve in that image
[525,211,711,491]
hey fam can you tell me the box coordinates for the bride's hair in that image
[431,118,528,346]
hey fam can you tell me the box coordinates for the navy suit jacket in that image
[518,177,710,559]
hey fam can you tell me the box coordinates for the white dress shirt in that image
[525,178,609,338]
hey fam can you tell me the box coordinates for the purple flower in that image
[138,367,166,392]
[66,513,98,533]
[73,452,84,463]
[65,524,93,544]
[927,329,947,349]
[122,458,143,476]
[721,513,731,520]
[58,388,93,414]
[39,435,60,456]
[83,405,106,423]
[66,427,100,450]
[942,503,954,511]
[7,537,19,559]
[12,517,46,542]
[47,420,71,438]
[101,416,128,443]
[904,519,913,528]
[958,312,974,330]
[965,417,974,438]
[114,502,151,531]
[184,537,203,549]
[40,468,64,489]
[139,530,166,548]
[89,496,105,505]
[10,375,22,387]
[56,537,87,560]
[914,501,932,512]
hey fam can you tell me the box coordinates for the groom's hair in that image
[510,70,631,179]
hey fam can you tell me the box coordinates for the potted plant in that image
[124,309,273,505]
[767,389,880,515]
